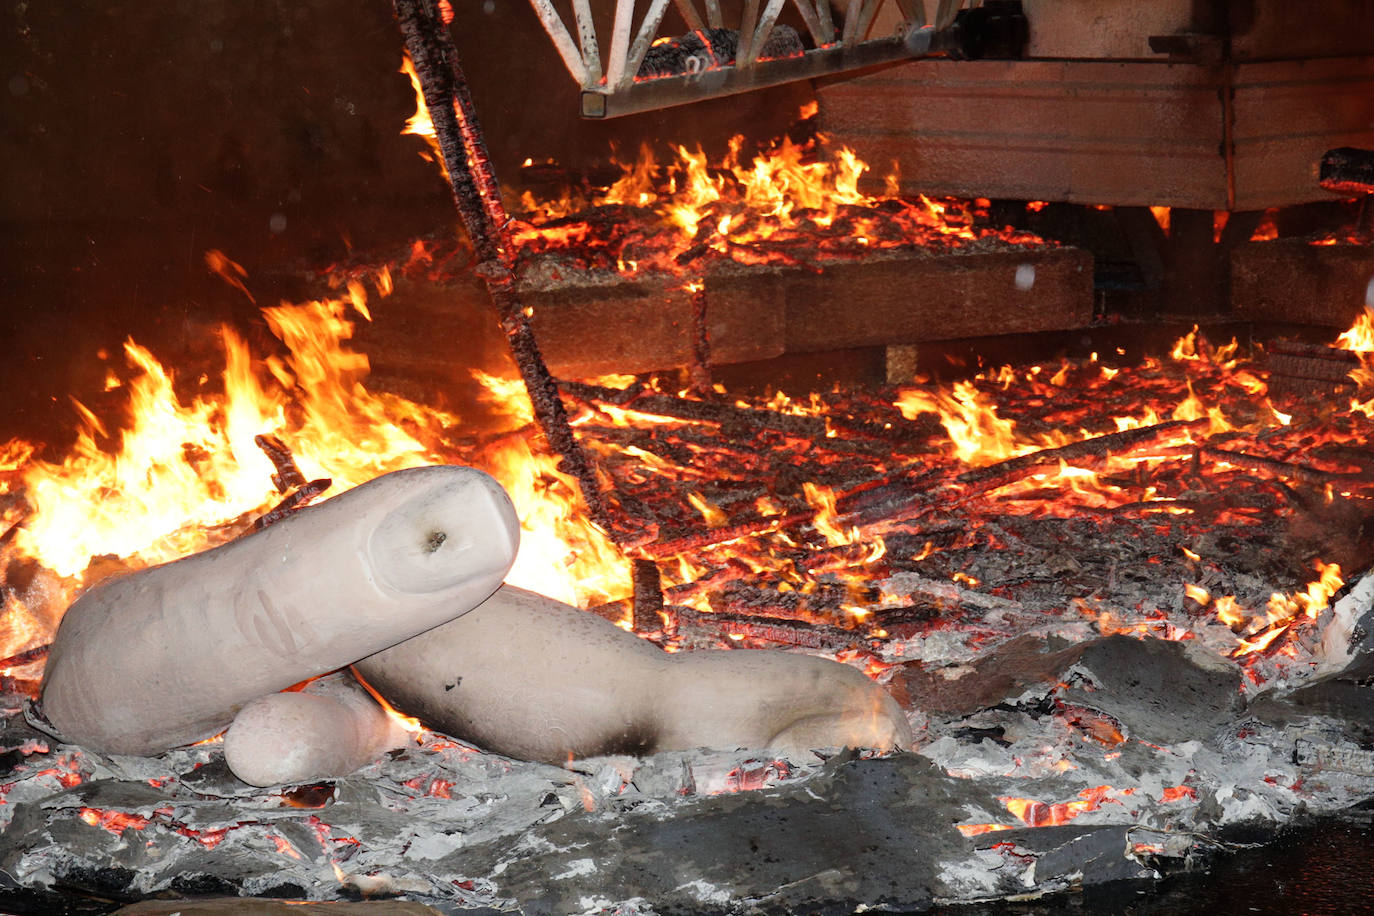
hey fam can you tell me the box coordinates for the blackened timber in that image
[688,282,713,394]
[561,382,939,453]
[637,510,803,559]
[1319,147,1374,196]
[252,478,332,530]
[637,418,1208,558]
[564,385,824,438]
[0,644,49,671]
[631,558,665,633]
[838,418,1209,527]
[392,0,610,532]
[1201,447,1373,487]
[253,434,307,493]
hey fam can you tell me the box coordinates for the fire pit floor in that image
[3,572,1373,914]
[5,307,1374,913]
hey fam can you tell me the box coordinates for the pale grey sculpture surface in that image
[355,584,914,764]
[41,465,519,756]
[223,673,409,787]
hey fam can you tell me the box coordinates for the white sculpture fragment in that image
[354,584,914,764]
[40,465,519,755]
[223,673,410,787]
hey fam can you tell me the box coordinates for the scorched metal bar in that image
[392,0,612,532]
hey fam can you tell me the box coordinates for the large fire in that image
[401,54,1039,279]
[0,264,629,674]
[2,281,1370,686]
[2,62,1372,767]
[506,128,1040,276]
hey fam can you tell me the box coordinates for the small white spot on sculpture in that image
[1015,263,1036,291]
[269,213,288,235]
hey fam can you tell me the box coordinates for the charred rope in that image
[392,0,611,533]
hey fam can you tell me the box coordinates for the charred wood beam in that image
[0,644,49,671]
[252,478,332,531]
[1201,447,1374,487]
[638,418,1208,558]
[561,382,826,438]
[1319,147,1374,196]
[562,382,932,455]
[585,557,763,622]
[674,606,866,652]
[393,0,611,534]
[840,419,1210,527]
[248,433,331,529]
[254,434,307,493]
[561,381,937,453]
[632,558,665,633]
[687,282,713,394]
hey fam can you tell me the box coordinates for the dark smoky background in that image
[0,1,806,448]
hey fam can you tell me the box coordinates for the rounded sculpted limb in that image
[356,584,913,764]
[223,674,409,787]
[41,465,519,756]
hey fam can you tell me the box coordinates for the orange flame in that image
[501,112,1032,277]
[2,256,630,659]
[1336,308,1374,353]
[895,381,1022,465]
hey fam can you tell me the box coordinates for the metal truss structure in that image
[525,0,1026,118]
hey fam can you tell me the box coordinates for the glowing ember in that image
[1001,784,1133,828]
[80,807,150,835]
[502,117,1041,276]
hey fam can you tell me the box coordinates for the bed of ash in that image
[2,566,1372,915]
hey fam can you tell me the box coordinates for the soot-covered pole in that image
[393,0,610,531]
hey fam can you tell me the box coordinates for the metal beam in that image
[528,0,589,86]
[572,0,603,85]
[582,29,937,118]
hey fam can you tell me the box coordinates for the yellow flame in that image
[687,491,728,528]
[1335,307,1374,353]
[895,380,1022,465]
[802,481,860,547]
[7,258,631,645]
[399,54,443,176]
